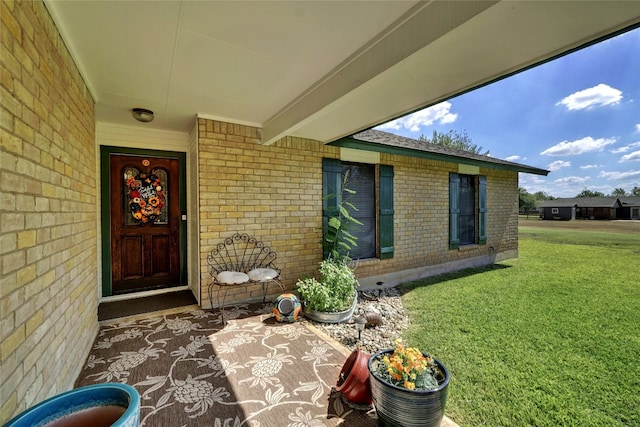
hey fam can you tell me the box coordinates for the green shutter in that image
[478,175,487,245]
[322,158,342,259]
[379,165,394,259]
[449,173,460,249]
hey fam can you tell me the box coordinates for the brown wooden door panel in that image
[151,234,171,274]
[121,236,143,279]
[110,154,181,294]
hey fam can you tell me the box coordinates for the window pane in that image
[459,175,475,245]
[342,163,375,259]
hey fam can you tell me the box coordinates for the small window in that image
[459,175,476,245]
[449,173,486,249]
[551,208,559,214]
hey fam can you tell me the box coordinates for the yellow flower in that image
[378,338,433,390]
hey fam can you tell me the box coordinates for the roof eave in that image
[330,137,550,176]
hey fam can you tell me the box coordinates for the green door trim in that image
[100,146,188,297]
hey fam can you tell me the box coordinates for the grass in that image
[400,222,640,427]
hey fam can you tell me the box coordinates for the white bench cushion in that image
[247,268,278,282]
[216,271,250,285]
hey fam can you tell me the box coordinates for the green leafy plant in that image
[324,170,363,262]
[296,258,357,312]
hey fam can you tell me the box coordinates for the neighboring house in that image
[618,197,640,220]
[539,197,639,220]
[538,199,577,220]
[4,1,632,423]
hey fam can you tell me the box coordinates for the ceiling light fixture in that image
[131,108,154,123]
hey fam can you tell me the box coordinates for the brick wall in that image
[197,118,519,304]
[1,1,97,423]
[197,119,336,305]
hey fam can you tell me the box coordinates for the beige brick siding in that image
[197,118,519,305]
[197,119,336,306]
[1,1,98,423]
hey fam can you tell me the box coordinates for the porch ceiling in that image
[44,1,640,145]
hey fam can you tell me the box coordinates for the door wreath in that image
[126,172,165,223]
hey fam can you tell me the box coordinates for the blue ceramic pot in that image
[5,383,140,427]
[368,350,449,427]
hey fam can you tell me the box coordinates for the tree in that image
[533,191,555,201]
[631,186,640,196]
[518,187,536,213]
[418,130,490,155]
[610,188,627,197]
[576,188,605,198]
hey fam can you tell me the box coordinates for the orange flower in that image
[380,339,430,390]
[148,196,159,207]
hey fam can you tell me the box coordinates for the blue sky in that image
[376,26,640,198]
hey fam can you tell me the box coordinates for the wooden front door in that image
[109,154,181,294]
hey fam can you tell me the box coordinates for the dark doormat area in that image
[98,290,198,321]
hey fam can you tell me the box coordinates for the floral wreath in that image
[126,172,165,223]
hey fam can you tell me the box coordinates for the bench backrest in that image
[206,233,279,275]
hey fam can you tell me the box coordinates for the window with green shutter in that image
[322,159,394,260]
[450,172,486,249]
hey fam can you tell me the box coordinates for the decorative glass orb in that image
[273,293,301,323]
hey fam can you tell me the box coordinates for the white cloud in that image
[547,160,571,171]
[620,150,640,162]
[556,83,622,110]
[505,155,521,162]
[580,164,602,169]
[554,176,590,185]
[611,147,630,154]
[376,102,457,132]
[518,174,550,194]
[598,170,640,180]
[540,136,617,156]
[635,123,640,133]
[612,141,640,154]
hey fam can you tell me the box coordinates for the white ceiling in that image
[44,1,640,144]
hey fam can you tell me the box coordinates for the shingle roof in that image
[619,196,640,207]
[538,199,578,208]
[539,197,621,208]
[332,129,549,176]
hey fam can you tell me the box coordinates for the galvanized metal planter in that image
[368,349,449,427]
[302,293,357,323]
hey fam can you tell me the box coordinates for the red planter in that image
[336,348,372,404]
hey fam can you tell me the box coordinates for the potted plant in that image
[297,167,361,323]
[296,257,358,323]
[368,339,449,427]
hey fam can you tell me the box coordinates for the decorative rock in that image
[302,288,409,355]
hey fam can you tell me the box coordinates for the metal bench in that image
[206,233,284,322]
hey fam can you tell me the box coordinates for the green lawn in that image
[400,225,640,427]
